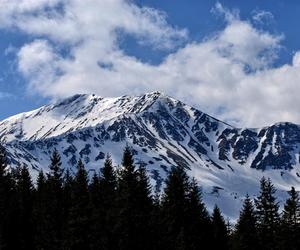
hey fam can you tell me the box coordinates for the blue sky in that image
[0,0,300,127]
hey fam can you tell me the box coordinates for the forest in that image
[0,144,300,250]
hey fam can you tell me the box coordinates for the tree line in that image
[0,144,300,250]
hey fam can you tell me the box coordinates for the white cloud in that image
[252,10,274,24]
[2,1,300,127]
[292,52,300,67]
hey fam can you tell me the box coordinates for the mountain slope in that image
[1,92,300,218]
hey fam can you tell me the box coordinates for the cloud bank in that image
[1,0,300,127]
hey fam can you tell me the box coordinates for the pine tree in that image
[233,195,259,250]
[185,178,212,250]
[0,144,9,248]
[97,154,118,250]
[33,170,50,250]
[0,144,16,250]
[280,186,300,250]
[255,177,280,250]
[49,149,64,248]
[47,148,63,182]
[100,154,117,204]
[62,168,74,249]
[282,186,300,226]
[14,165,35,250]
[90,171,101,205]
[39,149,64,250]
[89,171,103,250]
[150,191,163,250]
[121,145,134,169]
[134,165,154,250]
[66,159,91,250]
[161,166,190,250]
[212,205,229,250]
[116,146,143,250]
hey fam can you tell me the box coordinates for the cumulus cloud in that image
[2,1,300,127]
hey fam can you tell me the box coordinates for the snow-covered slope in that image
[1,92,300,218]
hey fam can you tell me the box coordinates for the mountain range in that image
[1,91,300,218]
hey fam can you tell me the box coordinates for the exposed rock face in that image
[1,92,300,218]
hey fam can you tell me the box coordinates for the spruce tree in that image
[116,146,141,250]
[33,170,50,250]
[134,165,154,250]
[62,168,74,249]
[212,205,229,250]
[66,159,91,250]
[280,186,300,250]
[0,144,16,250]
[255,177,280,250]
[282,186,300,226]
[89,171,103,250]
[49,149,64,247]
[185,178,212,250]
[47,148,63,182]
[121,145,134,169]
[98,154,118,250]
[150,191,163,250]
[100,154,117,204]
[161,166,190,250]
[14,165,35,250]
[42,149,64,250]
[0,144,9,248]
[233,195,259,250]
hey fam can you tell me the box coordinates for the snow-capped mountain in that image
[1,91,300,218]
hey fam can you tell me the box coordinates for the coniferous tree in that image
[116,146,138,250]
[212,205,229,250]
[0,144,9,249]
[47,148,64,182]
[116,146,151,250]
[100,154,117,206]
[185,178,212,250]
[0,144,16,250]
[255,177,280,250]
[33,149,64,250]
[66,159,91,250]
[14,165,35,250]
[89,171,103,250]
[233,194,259,250]
[282,186,300,226]
[161,166,190,250]
[150,191,163,250]
[46,149,64,249]
[135,165,154,250]
[62,168,73,249]
[33,170,49,250]
[280,186,300,250]
[97,154,118,250]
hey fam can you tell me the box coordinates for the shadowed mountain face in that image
[1,92,300,217]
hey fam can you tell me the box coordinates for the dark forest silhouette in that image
[0,144,299,250]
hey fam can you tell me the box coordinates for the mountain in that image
[1,91,300,218]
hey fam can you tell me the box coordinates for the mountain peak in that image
[2,91,300,219]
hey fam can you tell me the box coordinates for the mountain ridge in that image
[1,91,300,218]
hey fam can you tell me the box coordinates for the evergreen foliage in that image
[233,195,259,250]
[212,205,229,250]
[255,177,280,250]
[280,186,300,250]
[66,159,91,250]
[0,144,300,250]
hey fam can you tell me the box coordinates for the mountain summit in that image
[1,92,300,217]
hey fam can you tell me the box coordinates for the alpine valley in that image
[1,91,300,218]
